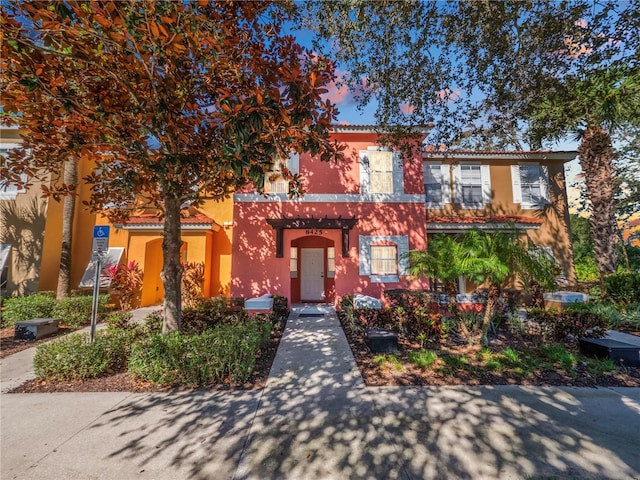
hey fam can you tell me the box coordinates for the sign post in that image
[90,226,110,342]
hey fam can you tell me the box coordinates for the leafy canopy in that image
[296,0,640,147]
[1,0,345,218]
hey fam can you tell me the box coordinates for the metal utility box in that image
[14,318,60,341]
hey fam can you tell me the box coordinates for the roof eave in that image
[427,222,542,233]
[423,151,577,162]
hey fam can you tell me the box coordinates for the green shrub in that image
[272,295,289,326]
[384,289,443,339]
[128,318,271,387]
[575,257,600,282]
[539,344,578,372]
[605,272,640,308]
[141,310,164,336]
[527,307,607,343]
[621,303,640,329]
[338,295,355,322]
[373,354,404,371]
[451,311,483,345]
[181,297,249,334]
[1,293,56,327]
[34,329,134,381]
[498,348,523,368]
[105,310,135,332]
[52,294,110,329]
[408,349,438,370]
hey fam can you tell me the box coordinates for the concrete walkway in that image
[1,305,639,479]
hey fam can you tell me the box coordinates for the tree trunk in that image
[56,159,77,300]
[161,194,183,333]
[480,284,500,346]
[577,124,618,280]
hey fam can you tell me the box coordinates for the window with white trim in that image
[360,149,402,196]
[265,153,299,194]
[453,163,491,207]
[371,245,397,275]
[424,162,451,207]
[511,163,550,209]
[290,247,298,278]
[460,164,482,204]
[327,247,335,278]
[359,235,409,282]
[0,146,28,200]
[369,151,394,194]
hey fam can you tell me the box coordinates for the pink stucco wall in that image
[231,130,429,304]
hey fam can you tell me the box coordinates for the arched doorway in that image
[291,236,335,303]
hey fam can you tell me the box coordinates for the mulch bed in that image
[341,319,640,388]
[7,326,283,394]
[4,315,639,392]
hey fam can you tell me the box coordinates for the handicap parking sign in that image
[93,226,110,238]
[92,226,110,254]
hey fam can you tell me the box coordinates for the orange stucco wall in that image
[425,158,576,284]
[39,160,98,292]
[94,197,234,306]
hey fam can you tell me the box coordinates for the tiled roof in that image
[117,208,217,231]
[124,212,214,226]
[331,124,434,134]
[423,150,576,160]
[427,215,544,225]
[425,148,556,154]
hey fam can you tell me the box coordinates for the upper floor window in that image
[360,149,402,196]
[265,153,299,194]
[511,163,550,209]
[460,164,483,204]
[453,162,491,208]
[369,151,394,194]
[424,162,451,207]
[0,146,27,200]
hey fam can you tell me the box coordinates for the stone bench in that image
[14,318,60,341]
[579,332,640,367]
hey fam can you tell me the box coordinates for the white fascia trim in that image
[234,193,425,203]
[424,152,577,162]
[427,222,542,232]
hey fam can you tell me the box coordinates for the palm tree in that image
[459,229,557,346]
[531,68,640,284]
[406,234,463,311]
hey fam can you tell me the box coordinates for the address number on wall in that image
[306,229,323,235]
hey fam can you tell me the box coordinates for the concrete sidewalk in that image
[2,305,639,479]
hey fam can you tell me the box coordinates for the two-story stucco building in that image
[3,124,576,307]
[231,125,577,304]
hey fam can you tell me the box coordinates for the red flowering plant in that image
[105,261,144,311]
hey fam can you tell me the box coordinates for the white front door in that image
[301,248,325,301]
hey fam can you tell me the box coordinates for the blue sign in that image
[93,226,110,239]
